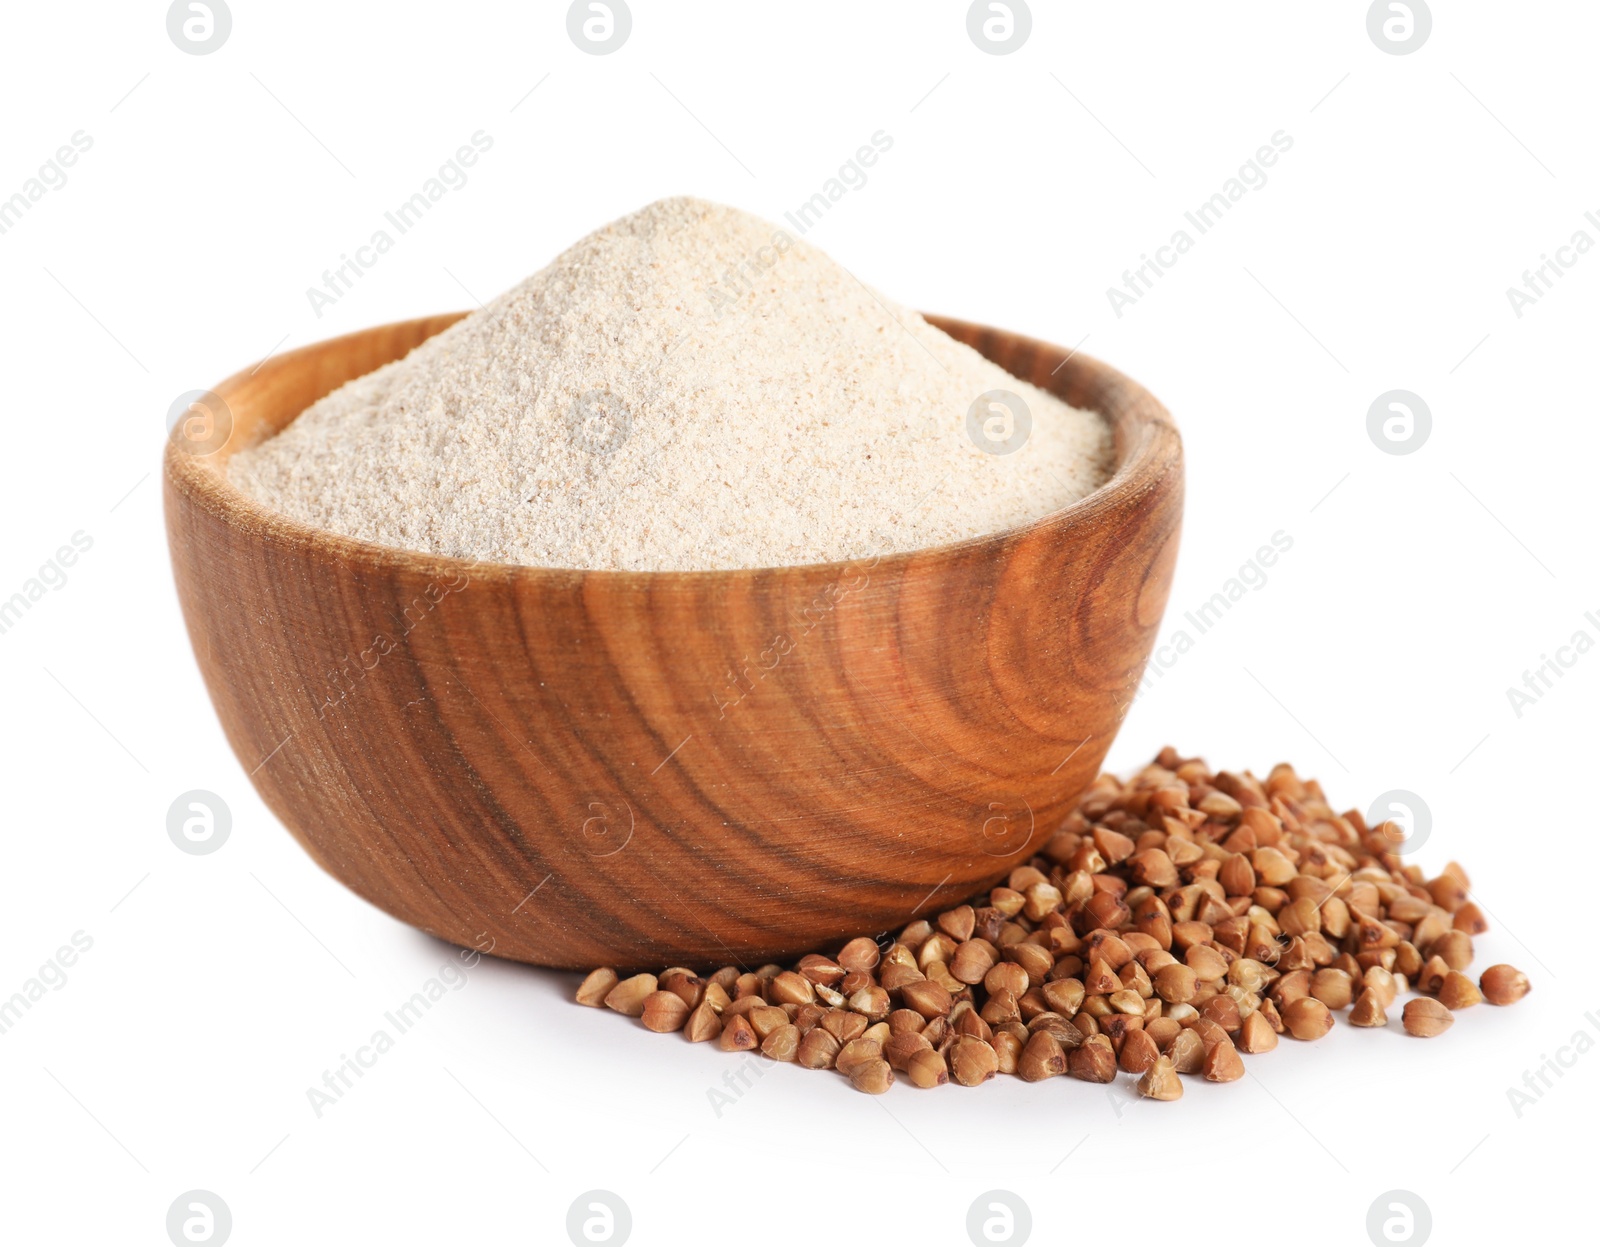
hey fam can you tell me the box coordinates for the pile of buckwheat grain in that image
[577,748,1530,1096]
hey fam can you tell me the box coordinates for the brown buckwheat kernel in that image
[1480,964,1531,1006]
[1402,998,1454,1038]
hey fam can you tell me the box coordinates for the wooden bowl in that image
[164,313,1182,970]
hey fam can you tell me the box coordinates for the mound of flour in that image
[229,197,1112,571]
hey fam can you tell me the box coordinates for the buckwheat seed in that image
[603,973,658,1017]
[1137,1055,1183,1101]
[1480,964,1531,1006]
[1402,998,1454,1038]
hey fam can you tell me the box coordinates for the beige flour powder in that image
[229,197,1113,572]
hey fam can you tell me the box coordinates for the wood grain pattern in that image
[163,313,1183,970]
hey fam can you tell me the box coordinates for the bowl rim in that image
[164,311,1181,585]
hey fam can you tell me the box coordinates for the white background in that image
[1,2,1594,1244]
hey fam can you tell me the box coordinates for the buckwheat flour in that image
[229,197,1113,572]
